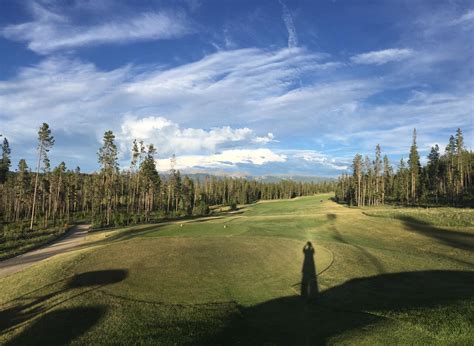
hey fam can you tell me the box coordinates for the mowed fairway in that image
[1,194,473,344]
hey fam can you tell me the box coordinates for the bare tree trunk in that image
[30,147,43,230]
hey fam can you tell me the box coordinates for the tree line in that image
[0,125,334,231]
[335,128,473,206]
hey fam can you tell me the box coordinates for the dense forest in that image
[335,128,473,206]
[0,124,334,232]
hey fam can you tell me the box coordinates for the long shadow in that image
[301,242,318,299]
[0,270,127,337]
[327,214,385,273]
[6,306,106,346]
[206,270,474,345]
[398,216,474,251]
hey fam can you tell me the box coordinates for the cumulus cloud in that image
[155,149,287,171]
[351,48,414,65]
[1,2,192,54]
[118,115,276,155]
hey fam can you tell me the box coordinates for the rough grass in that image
[0,193,473,344]
[362,207,474,227]
[0,224,69,260]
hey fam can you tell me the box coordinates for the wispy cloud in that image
[292,150,349,170]
[449,9,474,26]
[0,42,471,173]
[1,2,192,54]
[351,48,414,65]
[279,0,298,48]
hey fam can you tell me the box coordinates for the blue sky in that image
[0,0,472,176]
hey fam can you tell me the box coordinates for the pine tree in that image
[98,130,118,225]
[352,154,363,206]
[455,128,464,195]
[0,137,12,184]
[408,128,421,203]
[382,155,392,204]
[374,144,382,205]
[30,123,55,230]
[140,144,161,221]
[427,144,440,202]
[445,135,456,199]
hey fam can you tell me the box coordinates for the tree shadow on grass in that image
[206,270,474,345]
[6,306,106,346]
[398,216,474,251]
[0,270,127,339]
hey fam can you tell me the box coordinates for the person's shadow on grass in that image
[301,241,318,300]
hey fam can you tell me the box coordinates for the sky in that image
[0,0,472,177]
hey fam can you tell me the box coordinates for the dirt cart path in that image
[0,224,90,279]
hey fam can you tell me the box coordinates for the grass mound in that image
[72,236,333,306]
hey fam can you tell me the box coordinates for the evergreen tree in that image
[455,128,465,195]
[352,154,363,206]
[382,155,392,203]
[335,128,473,207]
[0,137,12,184]
[30,123,55,230]
[98,130,118,225]
[139,144,161,221]
[427,144,440,202]
[374,144,382,205]
[408,128,421,203]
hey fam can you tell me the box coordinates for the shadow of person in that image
[301,242,318,300]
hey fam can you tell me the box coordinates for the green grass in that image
[1,193,473,344]
[363,207,474,227]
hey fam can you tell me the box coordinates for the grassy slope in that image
[0,194,473,345]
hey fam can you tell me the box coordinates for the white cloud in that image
[292,150,349,170]
[351,48,414,65]
[0,48,346,147]
[279,0,298,48]
[1,3,192,54]
[118,115,276,155]
[155,149,287,171]
[450,9,474,26]
[254,133,276,144]
[0,43,471,174]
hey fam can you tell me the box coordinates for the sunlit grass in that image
[1,194,473,344]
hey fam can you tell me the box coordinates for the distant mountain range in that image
[249,175,336,183]
[161,172,335,183]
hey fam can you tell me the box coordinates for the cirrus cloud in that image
[351,48,414,65]
[1,2,192,54]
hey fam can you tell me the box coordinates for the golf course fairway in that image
[1,194,473,344]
